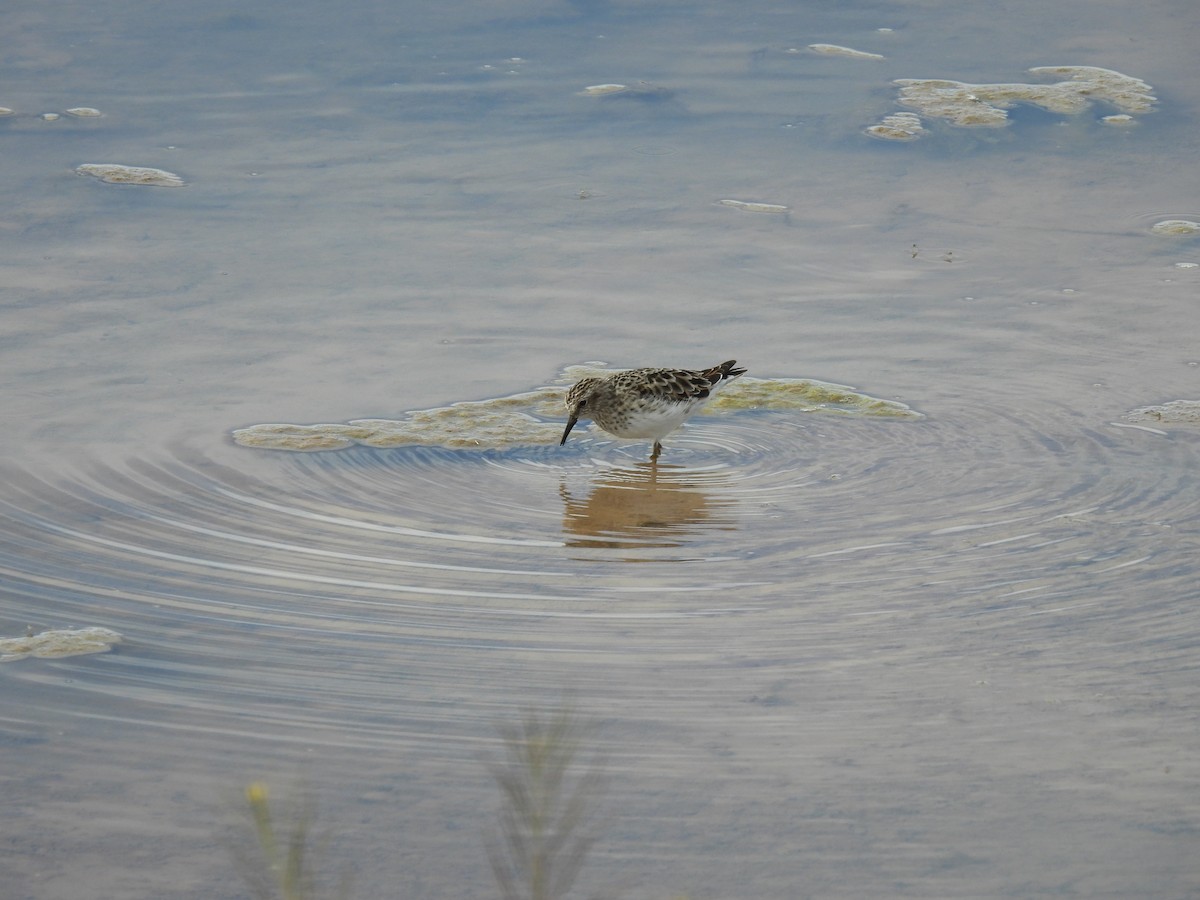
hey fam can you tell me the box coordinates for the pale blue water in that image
[2,0,1199,897]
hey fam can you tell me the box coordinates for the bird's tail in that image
[706,359,747,383]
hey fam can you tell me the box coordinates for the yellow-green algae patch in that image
[233,370,919,453]
[235,389,565,452]
[708,376,920,417]
[76,163,185,186]
[868,65,1155,139]
[231,424,368,451]
[0,627,122,662]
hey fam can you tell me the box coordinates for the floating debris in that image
[807,43,885,61]
[1150,219,1200,236]
[0,107,103,118]
[865,111,926,141]
[580,82,676,102]
[1125,400,1200,425]
[718,199,789,213]
[233,370,919,453]
[76,163,185,187]
[869,65,1155,136]
[0,626,122,662]
[581,84,628,96]
[1101,113,1135,126]
[1109,421,1168,436]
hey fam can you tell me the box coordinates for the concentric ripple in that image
[2,398,1198,757]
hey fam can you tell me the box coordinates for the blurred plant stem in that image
[486,705,606,900]
[231,781,350,900]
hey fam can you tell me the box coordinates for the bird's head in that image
[560,378,601,446]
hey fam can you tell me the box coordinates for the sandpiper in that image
[560,360,746,461]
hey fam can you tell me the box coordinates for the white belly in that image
[606,399,703,439]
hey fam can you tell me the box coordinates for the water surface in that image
[3,0,1199,897]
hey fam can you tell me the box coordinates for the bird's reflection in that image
[560,462,737,548]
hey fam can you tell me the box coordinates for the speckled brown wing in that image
[631,360,745,402]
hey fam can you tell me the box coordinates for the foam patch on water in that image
[1125,400,1200,425]
[865,112,925,142]
[1150,220,1200,236]
[866,65,1155,140]
[0,627,122,661]
[76,164,185,186]
[232,370,921,453]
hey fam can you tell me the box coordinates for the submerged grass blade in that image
[485,705,606,900]
[226,781,351,900]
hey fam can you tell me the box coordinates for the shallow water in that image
[3,0,1200,897]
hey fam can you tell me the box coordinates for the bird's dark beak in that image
[560,416,578,446]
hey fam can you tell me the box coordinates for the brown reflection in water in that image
[560,463,736,549]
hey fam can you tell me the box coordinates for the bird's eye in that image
[576,398,588,408]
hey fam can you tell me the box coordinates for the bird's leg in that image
[650,441,662,462]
